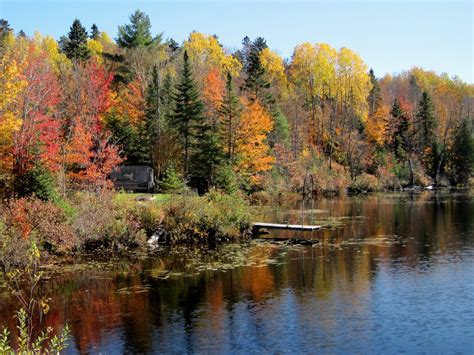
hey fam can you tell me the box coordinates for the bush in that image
[13,165,58,201]
[0,221,30,269]
[129,202,165,237]
[70,191,148,251]
[0,197,76,255]
[250,190,272,205]
[162,190,251,244]
[349,173,380,193]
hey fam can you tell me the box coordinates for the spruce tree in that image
[415,91,437,151]
[390,99,414,185]
[172,50,204,176]
[146,66,161,143]
[117,10,154,48]
[191,119,223,193]
[367,68,381,116]
[219,72,241,163]
[90,24,99,40]
[390,99,410,160]
[450,119,474,185]
[242,37,272,104]
[64,19,90,61]
[0,19,11,45]
[167,38,180,53]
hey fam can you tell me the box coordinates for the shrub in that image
[13,165,58,201]
[70,191,147,250]
[0,221,30,269]
[250,190,272,205]
[349,173,380,193]
[0,197,75,255]
[71,190,152,250]
[130,202,165,236]
[162,190,251,244]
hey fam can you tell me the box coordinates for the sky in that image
[1,0,473,82]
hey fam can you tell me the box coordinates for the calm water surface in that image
[1,191,473,353]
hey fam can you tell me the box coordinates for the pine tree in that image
[242,37,272,104]
[64,19,90,61]
[159,165,184,192]
[117,10,154,48]
[172,50,204,176]
[390,99,409,160]
[191,119,223,193]
[145,66,161,144]
[0,19,11,45]
[390,99,414,185]
[367,68,381,116]
[449,119,474,185]
[415,91,437,151]
[219,72,241,163]
[167,38,180,53]
[90,24,99,40]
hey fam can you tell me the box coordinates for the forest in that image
[0,10,473,200]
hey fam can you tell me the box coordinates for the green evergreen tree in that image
[0,19,12,48]
[390,99,414,185]
[105,114,149,164]
[172,50,204,176]
[191,120,224,193]
[219,72,241,163]
[145,66,161,144]
[449,119,474,185]
[117,10,154,48]
[269,108,290,147]
[390,99,409,160]
[415,91,437,151]
[167,38,180,53]
[63,19,90,61]
[159,165,184,193]
[367,68,381,116]
[90,24,99,40]
[242,37,272,104]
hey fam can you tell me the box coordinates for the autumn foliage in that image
[0,13,472,200]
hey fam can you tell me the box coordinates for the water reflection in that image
[0,191,473,353]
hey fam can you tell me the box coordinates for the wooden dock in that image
[252,222,321,231]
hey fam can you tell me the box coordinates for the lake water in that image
[1,190,473,353]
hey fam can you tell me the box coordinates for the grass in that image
[113,192,173,205]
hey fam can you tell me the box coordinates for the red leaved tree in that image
[63,59,122,188]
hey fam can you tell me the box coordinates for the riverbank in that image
[0,189,254,268]
[2,187,473,269]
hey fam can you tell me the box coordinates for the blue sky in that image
[1,0,472,82]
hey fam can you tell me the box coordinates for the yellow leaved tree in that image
[184,32,241,78]
[0,34,28,179]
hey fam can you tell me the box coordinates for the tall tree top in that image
[64,19,90,61]
[117,10,154,48]
[90,24,100,40]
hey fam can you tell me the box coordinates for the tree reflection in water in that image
[0,191,472,353]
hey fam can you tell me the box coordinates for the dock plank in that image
[252,222,321,231]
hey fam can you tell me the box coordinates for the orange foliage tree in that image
[235,100,275,183]
[64,60,122,188]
